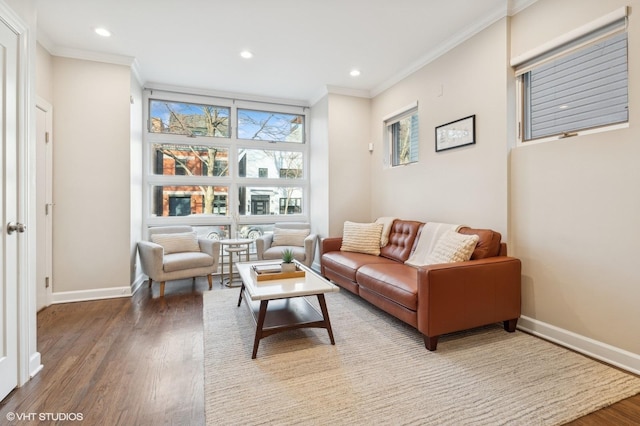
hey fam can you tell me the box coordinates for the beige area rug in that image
[203,289,640,425]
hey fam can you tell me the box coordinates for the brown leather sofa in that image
[320,219,521,350]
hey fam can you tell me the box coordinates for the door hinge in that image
[45,204,49,215]
[45,276,50,288]
[45,131,50,143]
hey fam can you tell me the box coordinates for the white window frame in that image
[142,89,310,237]
[513,7,629,145]
[383,101,419,167]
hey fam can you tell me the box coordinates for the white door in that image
[0,18,20,401]
[36,100,53,311]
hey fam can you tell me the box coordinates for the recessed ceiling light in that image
[240,50,253,59]
[350,69,361,77]
[94,27,111,37]
[559,104,569,109]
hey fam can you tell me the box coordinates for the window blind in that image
[523,31,628,140]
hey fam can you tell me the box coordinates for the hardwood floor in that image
[0,278,217,425]
[1,278,638,425]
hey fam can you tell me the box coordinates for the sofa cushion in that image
[271,228,310,247]
[263,246,306,262]
[379,220,423,263]
[423,231,479,265]
[340,221,384,256]
[322,251,396,282]
[151,232,200,254]
[163,251,214,272]
[357,264,419,311]
[458,227,502,259]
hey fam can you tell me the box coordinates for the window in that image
[237,109,305,143]
[238,149,303,179]
[168,196,191,216]
[515,12,628,142]
[279,197,302,214]
[144,91,308,237]
[151,185,228,217]
[149,100,229,137]
[239,186,304,216]
[385,104,419,167]
[152,144,229,177]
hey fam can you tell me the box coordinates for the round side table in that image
[219,238,253,287]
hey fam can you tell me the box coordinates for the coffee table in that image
[236,260,339,359]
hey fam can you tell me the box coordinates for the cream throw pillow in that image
[271,228,310,247]
[340,221,384,256]
[150,232,200,254]
[423,231,479,265]
[375,216,396,247]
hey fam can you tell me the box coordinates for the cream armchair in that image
[255,223,317,267]
[138,226,220,297]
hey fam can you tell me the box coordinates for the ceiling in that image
[36,0,529,104]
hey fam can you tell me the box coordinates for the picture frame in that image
[435,114,475,152]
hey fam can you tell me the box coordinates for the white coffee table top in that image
[236,260,339,301]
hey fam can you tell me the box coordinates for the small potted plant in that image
[281,248,296,273]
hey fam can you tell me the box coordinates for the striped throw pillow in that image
[150,232,200,254]
[340,221,384,256]
[423,231,479,265]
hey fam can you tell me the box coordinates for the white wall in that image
[327,93,372,236]
[510,0,640,361]
[309,94,329,260]
[51,57,133,298]
[370,19,510,236]
[130,74,143,286]
[36,43,53,103]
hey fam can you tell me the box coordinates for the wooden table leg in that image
[252,300,269,359]
[317,294,335,345]
[237,283,245,307]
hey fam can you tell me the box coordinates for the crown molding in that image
[371,4,511,98]
[369,0,539,98]
[36,28,55,53]
[37,26,134,68]
[130,58,144,87]
[508,0,539,15]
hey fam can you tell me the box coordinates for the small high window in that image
[514,12,628,142]
[385,104,419,167]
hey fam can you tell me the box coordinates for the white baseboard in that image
[51,286,132,304]
[29,352,43,379]
[130,274,146,295]
[518,315,640,376]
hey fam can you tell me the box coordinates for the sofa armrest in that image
[304,234,318,264]
[255,234,274,260]
[137,241,164,278]
[198,238,221,269]
[320,237,343,255]
[416,256,521,338]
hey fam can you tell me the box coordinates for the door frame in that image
[0,1,42,387]
[36,97,53,311]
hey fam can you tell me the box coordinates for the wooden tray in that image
[251,265,306,282]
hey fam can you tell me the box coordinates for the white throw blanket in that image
[405,222,464,267]
[375,217,398,247]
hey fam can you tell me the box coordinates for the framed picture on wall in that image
[435,114,475,152]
